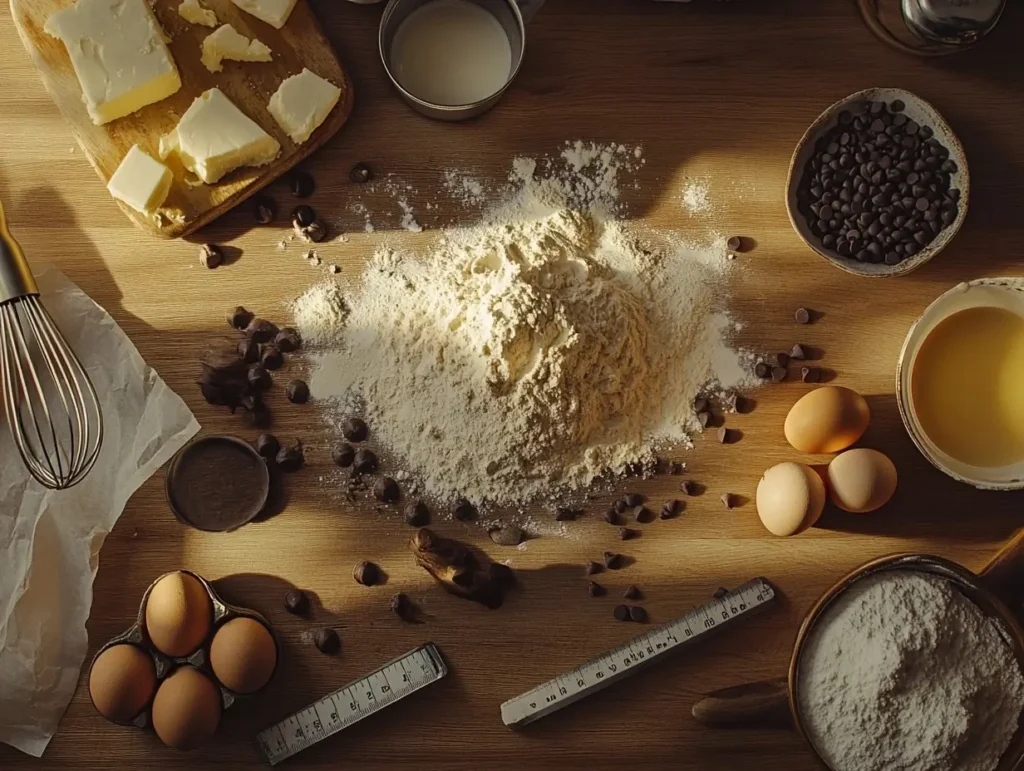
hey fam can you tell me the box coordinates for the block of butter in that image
[44,0,181,125]
[268,69,341,145]
[159,88,281,184]
[107,145,173,214]
[178,0,218,27]
[230,0,297,29]
[201,24,273,73]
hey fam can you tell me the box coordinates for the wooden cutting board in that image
[10,0,354,238]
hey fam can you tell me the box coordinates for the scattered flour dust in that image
[296,142,750,507]
[681,178,711,215]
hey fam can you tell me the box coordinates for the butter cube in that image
[230,0,297,29]
[178,0,218,27]
[159,88,281,184]
[44,0,182,125]
[107,145,173,214]
[201,25,273,73]
[268,69,341,145]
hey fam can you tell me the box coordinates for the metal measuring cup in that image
[692,532,1024,770]
[378,0,545,121]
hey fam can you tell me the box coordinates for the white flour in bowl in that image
[798,570,1024,771]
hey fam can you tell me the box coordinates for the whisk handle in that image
[0,198,39,304]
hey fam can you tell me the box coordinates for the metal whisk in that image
[0,198,102,489]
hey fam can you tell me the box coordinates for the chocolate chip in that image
[629,606,648,623]
[586,560,603,575]
[292,204,316,228]
[342,417,369,442]
[243,403,271,429]
[771,366,787,383]
[352,448,378,474]
[286,380,310,404]
[275,328,301,353]
[199,243,223,269]
[332,443,355,467]
[261,346,284,371]
[670,461,684,475]
[246,318,279,343]
[289,170,315,198]
[790,343,806,360]
[313,627,340,654]
[624,585,642,600]
[253,195,276,224]
[489,525,525,546]
[662,499,683,516]
[256,433,280,461]
[229,306,254,330]
[776,352,791,368]
[698,411,713,428]
[454,499,477,521]
[726,235,744,252]
[755,361,770,379]
[795,307,811,325]
[391,592,416,621]
[679,480,697,496]
[349,163,373,184]
[618,527,639,541]
[555,507,580,521]
[713,586,728,599]
[603,551,623,570]
[720,493,735,510]
[276,442,304,472]
[238,338,260,364]
[373,476,400,503]
[353,560,381,586]
[284,588,308,614]
[693,396,710,414]
[613,499,629,515]
[588,582,605,598]
[613,605,631,622]
[633,506,653,523]
[603,508,622,526]
[624,493,644,507]
[717,427,732,444]
[301,220,328,243]
[801,366,821,383]
[891,99,905,113]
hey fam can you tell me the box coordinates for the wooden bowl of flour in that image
[693,533,1024,770]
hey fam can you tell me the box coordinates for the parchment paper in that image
[0,263,199,757]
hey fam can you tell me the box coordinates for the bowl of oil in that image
[897,277,1024,490]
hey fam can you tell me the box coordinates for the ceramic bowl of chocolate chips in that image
[787,88,970,277]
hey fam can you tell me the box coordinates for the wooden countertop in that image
[1,1,1023,768]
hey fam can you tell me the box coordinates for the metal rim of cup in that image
[378,0,527,120]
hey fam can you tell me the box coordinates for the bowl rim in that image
[785,87,971,278]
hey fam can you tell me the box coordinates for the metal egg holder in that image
[88,570,280,731]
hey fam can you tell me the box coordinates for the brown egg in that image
[827,448,899,513]
[784,386,871,454]
[88,644,157,722]
[756,462,827,537]
[144,572,212,657]
[151,666,222,750]
[209,617,277,694]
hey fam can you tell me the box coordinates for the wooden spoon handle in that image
[691,679,793,729]
[979,529,1024,612]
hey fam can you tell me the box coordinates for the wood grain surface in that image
[1,1,1023,769]
[10,0,353,238]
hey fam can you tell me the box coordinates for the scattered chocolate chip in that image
[555,507,579,522]
[698,411,713,428]
[723,392,741,413]
[276,442,304,472]
[256,433,280,461]
[373,476,400,503]
[242,403,271,429]
[301,220,328,243]
[603,508,621,526]
[238,338,260,364]
[693,396,709,413]
[261,346,284,371]
[404,500,429,527]
[755,361,770,379]
[618,527,639,541]
[680,480,697,496]
[629,606,648,623]
[391,592,416,622]
[586,560,603,575]
[624,585,642,600]
[795,307,811,325]
[253,195,276,224]
[331,443,355,468]
[713,586,729,600]
[726,235,744,252]
[588,582,606,598]
[245,318,279,343]
[289,170,315,198]
[292,204,316,228]
[353,560,381,586]
[624,493,644,507]
[771,366,787,383]
[286,379,310,404]
[721,493,735,510]
[313,627,340,654]
[489,525,525,546]
[248,364,271,391]
[633,506,653,524]
[603,551,624,570]
[614,499,629,515]
[613,604,631,622]
[717,427,732,444]
[275,328,302,353]
[349,162,373,184]
[284,588,308,614]
[790,344,806,360]
[661,499,683,517]
[776,352,791,368]
[801,366,821,383]
[454,499,477,521]
[229,306,254,330]
[199,243,222,269]
[342,417,369,442]
[353,448,378,474]
[670,461,684,475]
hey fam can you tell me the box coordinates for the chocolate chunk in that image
[629,606,648,623]
[289,170,315,198]
[624,585,642,600]
[403,500,429,527]
[586,560,603,576]
[776,352,791,368]
[229,306,254,330]
[353,448,378,474]
[349,163,373,184]
[618,527,639,541]
[721,493,735,510]
[313,627,340,654]
[795,307,811,324]
[373,476,400,503]
[633,506,653,524]
[199,243,222,269]
[679,480,697,496]
[353,560,381,586]
[755,361,771,379]
[284,588,308,614]
[555,507,580,522]
[286,379,310,404]
[790,343,806,360]
[698,410,713,428]
[613,604,631,622]
[588,582,606,598]
[801,366,821,383]
[275,328,301,353]
[246,318,279,343]
[261,346,284,371]
[238,338,260,364]
[391,592,416,622]
[292,204,316,228]
[713,586,729,599]
[256,433,280,461]
[342,417,369,442]
[717,427,732,444]
[771,366,787,383]
[454,499,477,521]
[603,551,624,570]
[624,493,644,507]
[489,525,525,546]
[253,195,276,224]
[276,442,304,472]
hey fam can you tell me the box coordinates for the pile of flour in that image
[295,144,749,506]
[799,570,1024,771]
